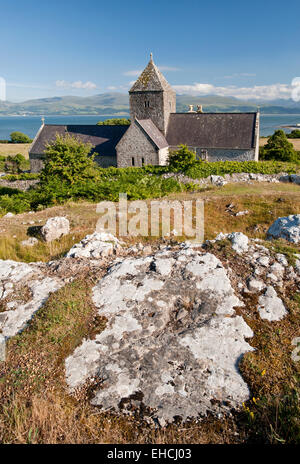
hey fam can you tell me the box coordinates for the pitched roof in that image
[129,56,175,93]
[29,124,129,156]
[136,119,168,149]
[166,113,257,149]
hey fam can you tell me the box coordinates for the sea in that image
[0,114,300,140]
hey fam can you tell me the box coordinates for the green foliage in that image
[287,129,300,139]
[4,154,29,174]
[260,130,297,162]
[97,118,130,125]
[1,157,300,217]
[40,135,99,186]
[10,131,33,143]
[168,145,196,170]
[1,173,39,181]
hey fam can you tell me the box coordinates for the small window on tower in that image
[142,157,145,166]
[132,157,135,166]
[145,101,150,108]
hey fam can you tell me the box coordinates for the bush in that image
[10,131,33,143]
[4,154,28,174]
[287,129,300,139]
[40,135,99,186]
[168,145,196,170]
[260,130,297,162]
[97,118,130,125]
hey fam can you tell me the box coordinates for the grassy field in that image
[260,137,300,151]
[0,143,31,158]
[0,181,299,444]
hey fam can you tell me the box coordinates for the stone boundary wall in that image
[0,179,39,191]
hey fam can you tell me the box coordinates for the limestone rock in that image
[228,232,249,254]
[211,175,227,187]
[258,286,287,321]
[21,237,39,247]
[267,215,300,244]
[41,216,70,242]
[66,232,120,259]
[65,247,254,424]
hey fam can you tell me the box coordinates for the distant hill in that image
[1,93,300,116]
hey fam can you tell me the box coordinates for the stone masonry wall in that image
[116,121,159,168]
[169,146,256,162]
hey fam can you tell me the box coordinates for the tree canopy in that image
[10,131,33,143]
[260,130,297,162]
[168,144,196,170]
[40,135,99,185]
[97,118,130,126]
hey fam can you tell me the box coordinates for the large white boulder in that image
[267,214,300,244]
[41,216,70,242]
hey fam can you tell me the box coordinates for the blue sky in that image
[0,0,299,102]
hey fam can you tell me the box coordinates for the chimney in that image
[197,105,203,113]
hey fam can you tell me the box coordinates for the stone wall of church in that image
[129,91,166,134]
[169,146,256,163]
[116,122,159,168]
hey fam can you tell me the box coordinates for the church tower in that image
[129,54,176,135]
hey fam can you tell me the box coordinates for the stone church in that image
[29,54,260,172]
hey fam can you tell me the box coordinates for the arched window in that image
[144,101,150,108]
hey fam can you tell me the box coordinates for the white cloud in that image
[173,82,295,100]
[55,80,97,90]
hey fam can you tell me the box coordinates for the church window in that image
[132,157,135,166]
[144,101,150,108]
[141,157,145,166]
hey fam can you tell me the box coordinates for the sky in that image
[0,0,299,102]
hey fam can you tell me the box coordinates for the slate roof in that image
[129,56,175,94]
[30,124,129,156]
[166,113,258,149]
[136,119,168,149]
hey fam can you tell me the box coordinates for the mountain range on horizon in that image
[1,93,300,116]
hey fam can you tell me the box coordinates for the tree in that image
[40,135,99,185]
[260,130,297,162]
[287,129,300,139]
[168,144,196,170]
[97,118,130,125]
[10,131,33,143]
[4,154,26,173]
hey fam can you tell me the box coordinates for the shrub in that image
[10,131,33,143]
[287,129,300,139]
[40,135,99,186]
[168,145,196,170]
[97,118,130,125]
[260,130,297,162]
[4,154,28,174]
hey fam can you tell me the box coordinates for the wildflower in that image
[261,369,266,376]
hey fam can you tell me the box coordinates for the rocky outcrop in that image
[65,245,254,424]
[0,260,63,338]
[267,214,300,244]
[0,228,295,425]
[66,232,121,259]
[41,216,70,242]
